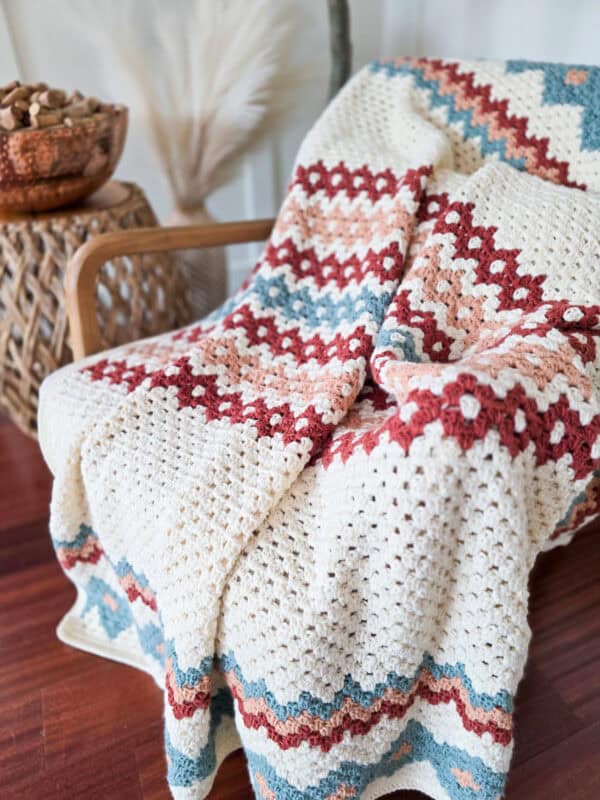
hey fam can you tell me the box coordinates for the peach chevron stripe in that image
[321,376,600,480]
[403,240,490,348]
[255,772,276,800]
[165,658,212,720]
[326,785,357,800]
[273,194,414,253]
[225,665,513,749]
[377,336,593,403]
[54,527,103,570]
[395,57,582,188]
[118,572,157,612]
[452,768,482,791]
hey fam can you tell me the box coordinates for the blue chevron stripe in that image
[82,576,132,640]
[506,60,600,151]
[51,522,98,550]
[244,718,505,800]
[77,535,512,714]
[166,715,505,796]
[219,650,512,719]
[247,273,394,330]
[80,573,511,716]
[138,622,165,664]
[165,639,214,687]
[187,253,397,334]
[184,270,395,333]
[81,575,166,666]
[375,326,423,362]
[556,470,600,528]
[370,59,527,171]
[114,557,152,589]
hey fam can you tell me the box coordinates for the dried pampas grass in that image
[72,0,299,315]
[74,0,297,212]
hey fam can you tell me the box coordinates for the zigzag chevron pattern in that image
[166,719,507,799]
[223,653,513,749]
[53,524,103,569]
[68,554,512,798]
[243,722,507,800]
[371,58,584,188]
[59,536,513,747]
[552,470,600,538]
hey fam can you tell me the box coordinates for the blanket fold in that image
[39,58,600,800]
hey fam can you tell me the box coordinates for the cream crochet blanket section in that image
[39,59,600,800]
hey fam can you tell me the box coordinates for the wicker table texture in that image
[0,181,190,437]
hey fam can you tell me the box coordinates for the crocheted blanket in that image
[39,58,600,800]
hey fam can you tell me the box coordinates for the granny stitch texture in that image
[39,58,600,800]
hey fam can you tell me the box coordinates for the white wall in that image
[2,0,600,289]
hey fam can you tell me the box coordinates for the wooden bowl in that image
[0,106,128,213]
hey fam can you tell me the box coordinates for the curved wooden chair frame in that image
[65,218,275,360]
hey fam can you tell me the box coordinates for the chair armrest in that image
[65,218,275,360]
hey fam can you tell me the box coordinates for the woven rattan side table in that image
[0,181,191,437]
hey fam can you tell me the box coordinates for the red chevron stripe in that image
[234,162,425,297]
[264,238,405,290]
[84,316,375,390]
[228,672,512,751]
[417,191,451,223]
[165,664,211,720]
[433,200,545,312]
[383,288,456,363]
[57,541,104,570]
[407,58,584,190]
[322,373,600,480]
[222,306,374,364]
[148,356,335,455]
[293,162,430,203]
[119,577,157,612]
[82,359,149,392]
[381,194,599,365]
[114,548,513,745]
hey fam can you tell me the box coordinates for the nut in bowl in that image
[0,81,128,213]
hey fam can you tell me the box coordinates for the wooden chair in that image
[65,219,275,360]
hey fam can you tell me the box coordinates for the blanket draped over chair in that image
[39,58,600,800]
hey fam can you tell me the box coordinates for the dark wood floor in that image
[1,414,598,800]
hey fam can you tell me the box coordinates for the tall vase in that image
[164,204,228,319]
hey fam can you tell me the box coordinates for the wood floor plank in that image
[552,654,600,727]
[525,523,600,733]
[505,720,600,800]
[19,739,144,800]
[0,562,84,707]
[0,517,55,576]
[0,694,45,792]
[42,660,163,767]
[134,722,170,800]
[509,664,583,765]
[208,751,254,800]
